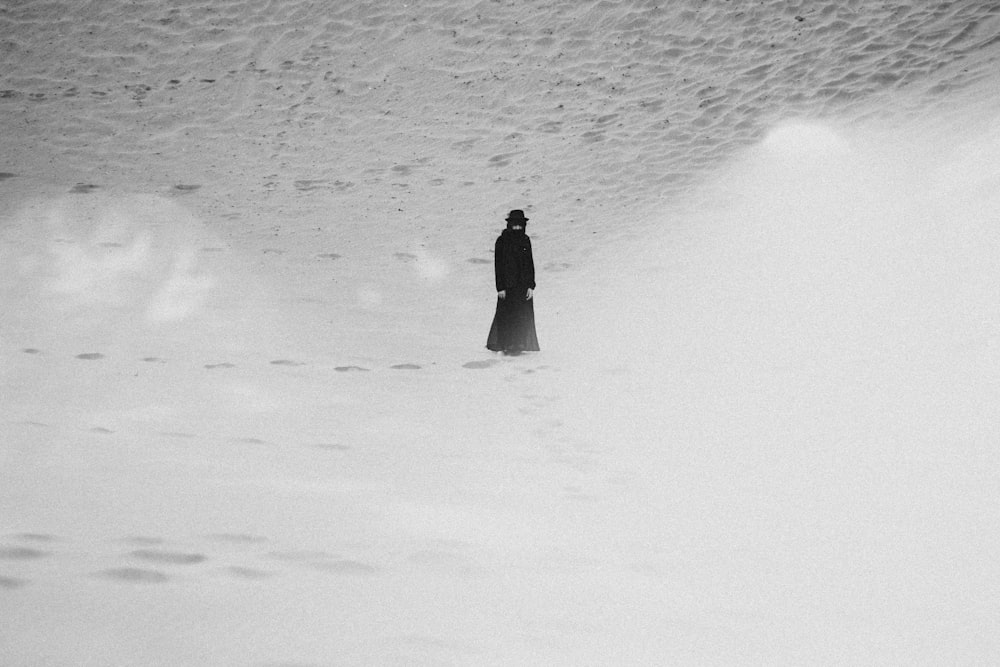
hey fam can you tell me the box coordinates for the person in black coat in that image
[486,209,540,354]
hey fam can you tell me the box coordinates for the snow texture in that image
[2,1,1000,664]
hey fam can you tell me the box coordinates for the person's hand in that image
[498,290,506,299]
[526,288,533,300]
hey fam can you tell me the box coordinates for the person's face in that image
[511,224,524,231]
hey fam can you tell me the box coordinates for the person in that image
[486,209,540,354]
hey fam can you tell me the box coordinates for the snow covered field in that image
[2,1,1000,664]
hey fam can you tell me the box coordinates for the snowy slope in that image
[2,1,1000,665]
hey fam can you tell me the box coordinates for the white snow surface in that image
[2,1,1000,665]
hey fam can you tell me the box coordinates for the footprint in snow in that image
[225,566,273,580]
[97,567,170,584]
[204,533,269,545]
[487,153,515,168]
[266,551,378,576]
[159,431,196,439]
[0,546,49,560]
[11,533,59,543]
[314,443,352,451]
[231,437,271,446]
[266,550,335,563]
[131,549,208,565]
[543,262,573,272]
[462,359,500,369]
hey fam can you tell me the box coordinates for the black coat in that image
[486,229,540,353]
[494,228,536,296]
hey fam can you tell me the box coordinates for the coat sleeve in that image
[494,237,505,292]
[525,238,536,289]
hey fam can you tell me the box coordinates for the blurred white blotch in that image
[47,227,155,304]
[7,192,216,327]
[145,248,215,323]
[412,247,450,282]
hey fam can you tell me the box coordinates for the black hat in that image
[506,209,529,224]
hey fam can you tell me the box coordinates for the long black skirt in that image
[486,290,540,353]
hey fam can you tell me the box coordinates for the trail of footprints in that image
[21,347,546,374]
[14,347,551,443]
[14,347,550,443]
[0,532,488,589]
[0,532,391,588]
